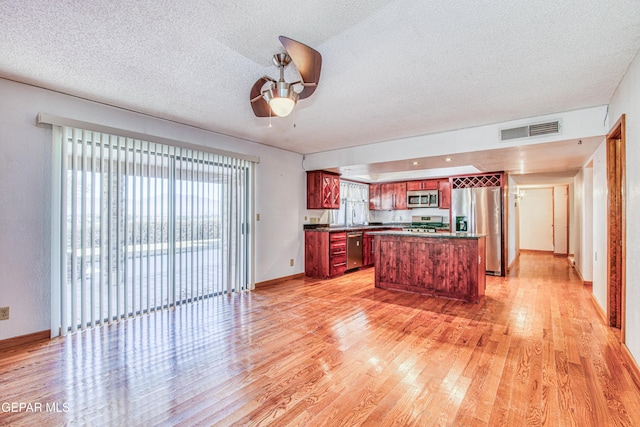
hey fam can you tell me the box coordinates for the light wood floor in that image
[1,253,639,426]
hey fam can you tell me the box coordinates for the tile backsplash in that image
[370,208,450,224]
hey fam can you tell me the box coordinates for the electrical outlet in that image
[290,259,294,267]
[0,306,9,321]
[256,213,260,221]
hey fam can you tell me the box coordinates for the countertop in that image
[303,223,450,232]
[366,230,484,239]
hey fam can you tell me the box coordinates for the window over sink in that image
[334,181,369,226]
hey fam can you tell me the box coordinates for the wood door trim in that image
[606,114,626,340]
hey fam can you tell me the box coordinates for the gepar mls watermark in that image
[2,401,70,413]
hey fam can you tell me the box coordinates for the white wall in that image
[574,165,594,282]
[553,185,569,255]
[582,166,594,282]
[519,188,554,251]
[568,183,575,255]
[507,175,518,268]
[591,141,608,319]
[609,46,640,361]
[0,78,306,340]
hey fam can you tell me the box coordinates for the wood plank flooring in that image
[1,253,639,426]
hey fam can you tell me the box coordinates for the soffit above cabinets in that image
[335,137,602,183]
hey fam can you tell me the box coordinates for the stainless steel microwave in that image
[407,190,438,208]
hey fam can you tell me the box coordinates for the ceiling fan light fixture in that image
[263,81,299,117]
[250,36,321,119]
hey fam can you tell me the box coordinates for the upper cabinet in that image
[406,179,438,191]
[307,171,340,209]
[438,179,451,209]
[369,183,382,210]
[370,182,407,210]
[371,178,451,210]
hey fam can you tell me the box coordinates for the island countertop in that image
[366,230,484,239]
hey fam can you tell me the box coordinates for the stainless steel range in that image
[405,215,447,233]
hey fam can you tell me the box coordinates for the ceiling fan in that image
[250,36,322,118]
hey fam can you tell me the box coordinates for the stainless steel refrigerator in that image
[451,186,502,276]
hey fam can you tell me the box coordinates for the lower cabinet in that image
[305,228,403,278]
[305,231,347,279]
[363,232,375,267]
[329,232,347,277]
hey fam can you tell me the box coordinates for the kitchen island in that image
[370,231,486,303]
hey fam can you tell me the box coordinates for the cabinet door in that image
[438,179,451,209]
[321,174,334,208]
[363,233,375,266]
[330,175,341,208]
[422,180,438,190]
[369,184,382,210]
[406,181,422,191]
[307,171,341,209]
[393,182,407,209]
[380,183,395,210]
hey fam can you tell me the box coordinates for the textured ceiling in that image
[1,1,640,165]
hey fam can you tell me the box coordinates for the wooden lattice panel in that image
[452,174,502,189]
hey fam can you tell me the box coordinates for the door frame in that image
[606,114,626,339]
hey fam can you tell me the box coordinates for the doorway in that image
[606,114,626,337]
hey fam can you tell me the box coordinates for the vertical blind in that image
[51,126,253,336]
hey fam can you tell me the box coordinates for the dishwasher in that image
[347,232,363,270]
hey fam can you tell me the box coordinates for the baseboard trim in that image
[508,251,520,272]
[574,265,584,281]
[583,281,593,286]
[621,344,640,392]
[590,292,607,324]
[255,273,305,288]
[0,330,49,352]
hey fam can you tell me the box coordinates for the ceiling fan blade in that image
[250,77,272,117]
[279,36,322,100]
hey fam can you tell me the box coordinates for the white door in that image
[553,185,569,254]
[518,188,554,251]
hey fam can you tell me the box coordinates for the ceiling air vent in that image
[500,120,560,141]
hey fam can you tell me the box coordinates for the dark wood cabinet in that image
[374,233,486,303]
[305,231,347,278]
[438,179,451,209]
[307,171,340,209]
[369,183,382,210]
[363,232,375,267]
[370,182,407,210]
[406,179,438,191]
[329,232,347,277]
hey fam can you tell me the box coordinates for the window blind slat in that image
[52,126,254,334]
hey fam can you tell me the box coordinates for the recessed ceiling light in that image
[412,161,419,166]
[445,157,452,162]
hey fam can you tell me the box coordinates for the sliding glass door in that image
[51,127,253,336]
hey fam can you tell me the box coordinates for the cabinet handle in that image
[333,262,347,267]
